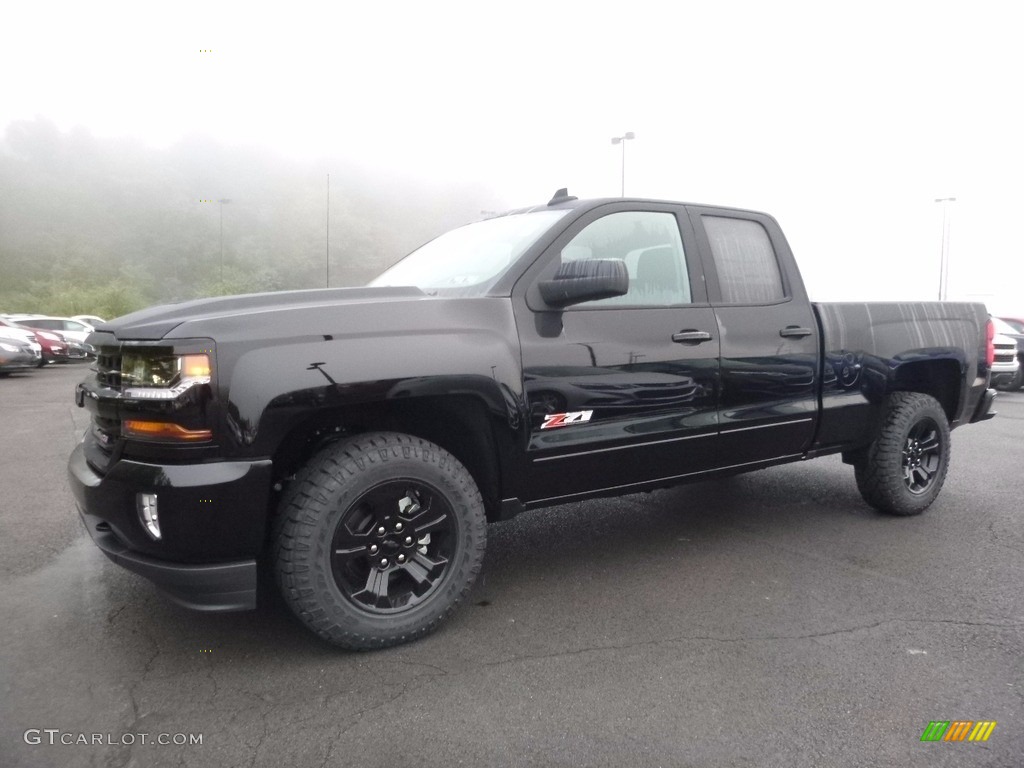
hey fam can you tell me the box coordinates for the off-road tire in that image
[854,392,950,516]
[273,431,486,650]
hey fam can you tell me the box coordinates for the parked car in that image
[35,331,70,364]
[0,337,42,374]
[6,315,95,344]
[992,316,1023,390]
[998,317,1024,334]
[71,315,107,327]
[62,338,95,362]
[0,321,44,367]
[0,319,69,364]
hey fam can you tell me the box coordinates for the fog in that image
[2,0,1022,316]
[0,120,505,315]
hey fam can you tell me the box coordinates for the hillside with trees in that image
[0,118,505,318]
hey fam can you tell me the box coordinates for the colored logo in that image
[540,410,594,429]
[920,721,996,742]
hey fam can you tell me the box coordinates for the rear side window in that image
[703,216,785,304]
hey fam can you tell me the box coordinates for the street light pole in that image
[610,132,635,196]
[326,174,330,288]
[934,197,956,301]
[217,198,231,284]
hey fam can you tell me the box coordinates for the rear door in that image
[514,202,721,502]
[688,206,819,464]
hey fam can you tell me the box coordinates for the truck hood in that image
[107,286,428,341]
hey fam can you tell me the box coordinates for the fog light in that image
[137,493,161,540]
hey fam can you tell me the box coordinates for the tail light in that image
[986,319,995,367]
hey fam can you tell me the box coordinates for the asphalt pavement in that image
[1,364,1021,767]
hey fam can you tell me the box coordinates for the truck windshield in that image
[370,209,569,295]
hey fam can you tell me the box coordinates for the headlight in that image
[116,347,215,443]
[0,342,18,352]
[122,352,212,400]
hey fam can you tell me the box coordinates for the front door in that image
[514,203,721,503]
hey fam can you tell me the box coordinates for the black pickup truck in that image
[69,190,997,649]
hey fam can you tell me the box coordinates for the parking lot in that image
[1,364,1021,767]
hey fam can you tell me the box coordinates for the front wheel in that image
[273,432,486,650]
[854,392,951,516]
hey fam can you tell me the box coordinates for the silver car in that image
[0,336,41,374]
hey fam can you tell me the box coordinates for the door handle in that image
[779,326,812,338]
[672,330,713,344]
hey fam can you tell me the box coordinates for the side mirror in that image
[538,259,629,308]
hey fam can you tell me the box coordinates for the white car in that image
[991,330,1020,390]
[0,322,43,352]
[991,317,1022,391]
[6,315,95,344]
[71,314,107,327]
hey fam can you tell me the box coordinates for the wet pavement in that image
[1,365,1021,767]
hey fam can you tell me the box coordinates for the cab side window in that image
[703,216,785,304]
[560,211,691,307]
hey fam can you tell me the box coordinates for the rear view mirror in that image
[539,259,629,308]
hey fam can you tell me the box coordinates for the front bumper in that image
[79,511,257,610]
[989,370,1017,388]
[68,443,272,611]
[0,347,39,370]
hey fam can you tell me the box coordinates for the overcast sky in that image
[3,0,1022,313]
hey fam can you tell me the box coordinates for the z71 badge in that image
[540,410,594,429]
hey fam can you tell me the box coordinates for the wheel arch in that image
[889,358,963,424]
[268,393,512,528]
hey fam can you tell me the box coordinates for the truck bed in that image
[812,301,989,453]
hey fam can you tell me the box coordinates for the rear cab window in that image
[701,215,787,305]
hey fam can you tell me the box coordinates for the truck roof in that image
[499,189,769,218]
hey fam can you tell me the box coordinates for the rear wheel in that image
[273,432,486,650]
[854,392,950,516]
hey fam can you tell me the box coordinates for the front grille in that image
[90,345,123,460]
[94,346,122,390]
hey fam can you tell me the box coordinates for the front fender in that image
[224,329,523,454]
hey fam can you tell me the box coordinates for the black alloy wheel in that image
[900,417,943,495]
[329,481,457,614]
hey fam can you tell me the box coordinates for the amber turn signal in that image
[122,420,213,442]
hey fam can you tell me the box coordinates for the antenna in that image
[547,188,578,206]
